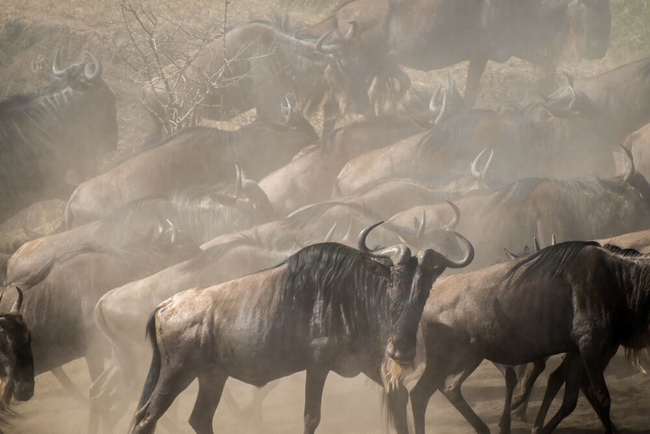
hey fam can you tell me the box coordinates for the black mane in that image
[507,241,601,280]
[276,242,389,346]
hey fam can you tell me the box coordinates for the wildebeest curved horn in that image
[84,51,102,81]
[434,92,448,125]
[165,219,178,244]
[533,236,541,252]
[324,222,337,242]
[0,292,3,305]
[342,220,353,242]
[429,85,441,113]
[234,164,243,195]
[358,222,412,265]
[503,247,518,261]
[344,21,358,40]
[10,287,23,314]
[416,209,426,238]
[52,48,67,77]
[470,148,490,179]
[444,201,460,231]
[430,231,474,269]
[551,234,557,245]
[316,30,337,54]
[566,84,577,112]
[620,145,635,182]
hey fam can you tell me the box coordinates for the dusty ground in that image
[6,351,650,433]
[1,1,649,433]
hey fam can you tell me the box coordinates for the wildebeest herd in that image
[1,0,650,433]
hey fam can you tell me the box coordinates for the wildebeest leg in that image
[498,365,517,434]
[188,367,228,434]
[51,367,87,403]
[410,364,443,434]
[131,368,196,434]
[464,55,488,107]
[532,355,571,432]
[510,359,546,422]
[578,344,617,433]
[439,360,489,434]
[303,367,329,434]
[534,354,582,434]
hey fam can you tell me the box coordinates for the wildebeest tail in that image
[136,310,161,410]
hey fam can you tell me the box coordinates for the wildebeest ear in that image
[361,257,391,281]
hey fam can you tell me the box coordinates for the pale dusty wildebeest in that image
[0,287,34,410]
[0,50,117,223]
[406,241,650,434]
[308,0,610,106]
[142,18,369,139]
[129,223,474,434]
[66,118,313,227]
[259,114,434,217]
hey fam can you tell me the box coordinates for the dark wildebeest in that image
[66,118,313,227]
[0,287,34,410]
[0,51,117,223]
[0,216,200,387]
[91,234,298,433]
[129,223,474,434]
[388,146,650,270]
[308,0,610,106]
[142,18,369,139]
[406,241,650,434]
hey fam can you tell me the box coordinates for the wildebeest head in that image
[0,288,34,406]
[358,222,474,364]
[428,76,467,124]
[315,21,371,116]
[566,0,611,59]
[618,145,650,200]
[49,50,118,176]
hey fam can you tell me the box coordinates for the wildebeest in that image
[7,170,268,287]
[90,234,298,432]
[129,223,473,434]
[388,147,650,269]
[0,287,34,410]
[406,241,650,434]
[541,56,650,175]
[0,50,117,223]
[259,114,434,217]
[66,118,313,227]
[0,216,200,383]
[309,0,610,106]
[142,18,369,138]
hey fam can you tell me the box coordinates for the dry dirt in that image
[1,1,649,433]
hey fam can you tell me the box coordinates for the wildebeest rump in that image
[142,18,369,138]
[129,223,474,434]
[66,119,313,227]
[406,241,650,434]
[0,51,117,223]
